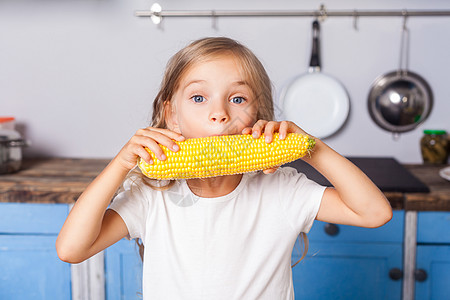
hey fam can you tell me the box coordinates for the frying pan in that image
[281,20,350,139]
[368,19,433,134]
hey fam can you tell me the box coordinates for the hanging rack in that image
[136,3,450,25]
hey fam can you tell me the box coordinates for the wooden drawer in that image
[417,211,450,244]
[0,203,69,235]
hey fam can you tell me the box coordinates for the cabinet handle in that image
[414,269,428,282]
[324,223,339,236]
[388,268,403,281]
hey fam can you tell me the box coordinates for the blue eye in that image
[191,95,205,103]
[230,97,245,104]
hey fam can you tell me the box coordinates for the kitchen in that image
[1,0,450,299]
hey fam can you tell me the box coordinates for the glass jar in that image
[0,117,24,173]
[420,130,449,164]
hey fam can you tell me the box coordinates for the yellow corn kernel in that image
[138,133,315,180]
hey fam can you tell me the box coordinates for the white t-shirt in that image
[110,166,326,300]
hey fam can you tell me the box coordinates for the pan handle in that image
[309,20,321,71]
[398,15,410,76]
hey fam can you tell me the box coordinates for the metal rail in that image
[135,3,450,24]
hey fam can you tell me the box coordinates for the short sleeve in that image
[109,177,150,241]
[276,167,326,234]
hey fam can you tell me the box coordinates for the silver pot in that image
[0,137,27,174]
[368,70,433,133]
[368,18,433,135]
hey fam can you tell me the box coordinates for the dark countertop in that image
[0,158,449,211]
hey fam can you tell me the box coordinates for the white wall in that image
[1,0,449,163]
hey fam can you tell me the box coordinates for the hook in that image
[211,10,218,30]
[353,10,359,31]
[318,4,328,22]
[402,9,409,29]
[150,3,162,25]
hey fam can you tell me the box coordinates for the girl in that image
[56,37,392,299]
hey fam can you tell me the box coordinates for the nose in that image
[210,113,228,123]
[209,101,230,124]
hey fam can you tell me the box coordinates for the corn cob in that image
[138,133,315,180]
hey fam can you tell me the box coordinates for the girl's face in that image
[166,55,258,139]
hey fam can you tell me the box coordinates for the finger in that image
[278,121,290,139]
[130,135,167,161]
[140,138,167,161]
[137,130,181,152]
[283,121,308,136]
[142,127,186,142]
[121,141,153,165]
[156,128,186,142]
[241,127,252,135]
[135,146,153,165]
[263,121,280,143]
[251,120,269,139]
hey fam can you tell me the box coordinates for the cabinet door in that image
[292,242,403,300]
[292,211,404,300]
[105,238,143,300]
[415,245,450,300]
[0,203,71,300]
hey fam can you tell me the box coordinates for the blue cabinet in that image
[105,238,143,300]
[415,245,450,299]
[0,202,144,300]
[292,210,404,300]
[415,211,450,300]
[0,203,71,300]
[6,203,439,300]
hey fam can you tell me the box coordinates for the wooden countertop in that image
[402,164,450,211]
[0,158,109,203]
[0,158,449,210]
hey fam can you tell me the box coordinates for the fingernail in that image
[160,154,166,160]
[252,131,258,138]
[265,135,271,143]
[173,144,179,151]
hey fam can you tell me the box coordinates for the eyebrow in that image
[184,79,249,88]
[183,80,206,89]
[232,80,249,87]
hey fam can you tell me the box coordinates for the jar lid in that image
[0,117,15,123]
[423,129,447,135]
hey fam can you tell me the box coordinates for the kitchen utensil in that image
[0,117,28,174]
[280,20,350,139]
[368,18,433,134]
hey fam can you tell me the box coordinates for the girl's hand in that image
[115,127,185,172]
[241,120,309,174]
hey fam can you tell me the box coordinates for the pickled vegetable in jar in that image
[420,130,449,164]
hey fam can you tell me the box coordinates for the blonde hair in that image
[132,37,307,267]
